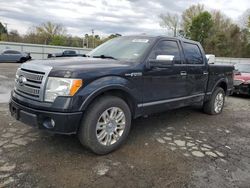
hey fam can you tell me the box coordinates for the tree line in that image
[0,4,249,57]
[0,21,121,49]
[159,4,250,57]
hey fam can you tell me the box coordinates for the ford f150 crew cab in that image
[9,36,234,154]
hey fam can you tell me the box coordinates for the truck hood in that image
[234,72,250,81]
[24,57,132,70]
[21,57,137,78]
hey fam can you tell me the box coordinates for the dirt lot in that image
[0,63,250,188]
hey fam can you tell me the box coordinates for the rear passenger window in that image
[183,43,203,64]
[149,40,182,64]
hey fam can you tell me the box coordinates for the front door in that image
[142,40,188,112]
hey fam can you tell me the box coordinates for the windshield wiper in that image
[92,55,117,60]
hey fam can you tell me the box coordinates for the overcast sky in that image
[0,0,249,37]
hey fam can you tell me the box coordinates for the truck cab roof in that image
[122,35,200,45]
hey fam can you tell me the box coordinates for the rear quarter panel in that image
[207,64,234,94]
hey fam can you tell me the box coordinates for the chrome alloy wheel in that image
[96,107,126,146]
[214,92,224,113]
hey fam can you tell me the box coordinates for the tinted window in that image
[183,43,203,64]
[64,50,76,55]
[149,40,181,64]
[3,50,20,54]
[3,50,11,54]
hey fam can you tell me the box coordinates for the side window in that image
[3,50,20,54]
[183,43,203,64]
[149,40,182,64]
[3,50,11,54]
[12,51,21,54]
[64,50,76,55]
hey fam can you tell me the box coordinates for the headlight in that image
[45,77,82,102]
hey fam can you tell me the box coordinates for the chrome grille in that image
[14,63,52,101]
[16,84,40,96]
[17,69,44,82]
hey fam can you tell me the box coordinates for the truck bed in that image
[207,64,234,94]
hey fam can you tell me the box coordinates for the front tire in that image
[78,95,131,155]
[203,87,225,115]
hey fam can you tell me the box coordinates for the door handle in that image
[180,71,187,76]
[203,71,208,75]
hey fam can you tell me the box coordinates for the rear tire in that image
[78,95,131,155]
[203,87,225,115]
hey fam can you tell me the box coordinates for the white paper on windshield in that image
[132,39,149,43]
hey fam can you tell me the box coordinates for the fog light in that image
[43,118,55,129]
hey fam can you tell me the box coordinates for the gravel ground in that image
[0,63,250,188]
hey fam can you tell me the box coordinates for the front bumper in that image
[233,84,250,95]
[9,99,83,134]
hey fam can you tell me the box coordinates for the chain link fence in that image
[0,41,92,59]
[215,57,250,65]
[1,41,249,63]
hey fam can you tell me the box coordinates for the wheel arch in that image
[212,79,228,94]
[204,78,228,103]
[80,85,138,118]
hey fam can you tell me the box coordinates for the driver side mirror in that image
[148,55,174,68]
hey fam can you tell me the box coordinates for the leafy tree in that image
[182,4,204,35]
[159,13,180,36]
[100,33,122,44]
[248,16,250,29]
[0,22,7,34]
[108,33,121,39]
[82,33,121,48]
[84,35,98,48]
[49,35,66,46]
[205,10,249,57]
[242,18,250,57]
[210,11,232,34]
[189,11,213,45]
[35,21,66,44]
[8,30,22,42]
[0,22,7,41]
[215,33,230,56]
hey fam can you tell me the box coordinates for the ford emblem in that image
[17,75,27,86]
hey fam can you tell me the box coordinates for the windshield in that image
[88,37,152,61]
[235,64,250,73]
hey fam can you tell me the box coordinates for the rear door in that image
[182,42,208,96]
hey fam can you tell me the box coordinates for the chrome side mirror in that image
[156,55,174,61]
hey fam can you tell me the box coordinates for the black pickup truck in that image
[9,36,234,154]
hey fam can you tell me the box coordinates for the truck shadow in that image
[35,106,202,155]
